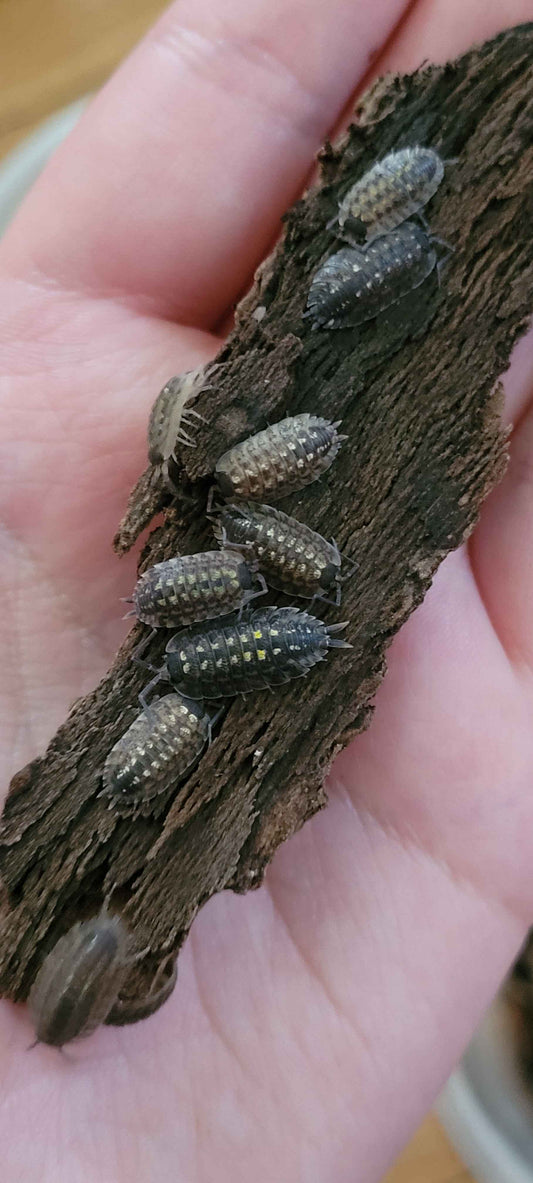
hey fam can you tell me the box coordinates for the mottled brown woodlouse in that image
[306,223,437,331]
[214,414,346,502]
[129,550,267,629]
[212,502,342,604]
[147,367,207,465]
[334,147,445,244]
[106,954,178,1026]
[164,606,350,699]
[102,693,210,814]
[28,912,129,1047]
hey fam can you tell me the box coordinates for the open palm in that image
[1,1,533,1180]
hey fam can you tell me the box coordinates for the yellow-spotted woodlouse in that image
[334,147,444,244]
[212,502,342,604]
[164,606,350,699]
[129,550,267,629]
[214,414,345,502]
[306,223,437,331]
[28,911,130,1047]
[102,693,210,814]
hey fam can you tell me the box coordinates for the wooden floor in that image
[0,3,476,1179]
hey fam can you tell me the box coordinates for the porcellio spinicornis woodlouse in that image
[102,693,210,814]
[306,223,437,330]
[28,912,130,1047]
[130,550,266,628]
[212,502,342,603]
[164,606,350,699]
[214,414,345,502]
[335,147,444,243]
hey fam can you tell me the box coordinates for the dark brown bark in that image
[1,25,532,1016]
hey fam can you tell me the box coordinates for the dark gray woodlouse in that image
[165,606,350,699]
[306,223,437,330]
[147,368,206,465]
[214,414,345,501]
[102,693,210,814]
[28,912,129,1047]
[335,147,444,243]
[212,502,342,602]
[130,550,266,628]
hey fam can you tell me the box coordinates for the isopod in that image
[306,223,437,330]
[164,606,350,699]
[335,147,444,243]
[148,367,207,465]
[28,911,129,1047]
[130,550,266,628]
[214,414,345,502]
[102,692,210,814]
[106,954,178,1026]
[212,502,342,602]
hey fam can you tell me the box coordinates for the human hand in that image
[1,2,533,1180]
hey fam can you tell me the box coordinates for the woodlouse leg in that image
[207,706,225,744]
[239,574,268,615]
[131,628,158,669]
[138,671,169,714]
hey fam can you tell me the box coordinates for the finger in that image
[372,0,533,72]
[1,0,411,325]
[470,401,533,666]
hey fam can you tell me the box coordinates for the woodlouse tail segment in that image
[326,621,352,649]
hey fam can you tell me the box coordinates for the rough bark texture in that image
[1,25,532,1014]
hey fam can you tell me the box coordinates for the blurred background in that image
[1,3,530,1181]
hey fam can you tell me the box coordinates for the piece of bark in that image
[1,25,533,1013]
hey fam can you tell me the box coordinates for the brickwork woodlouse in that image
[164,606,350,699]
[214,414,345,502]
[131,550,266,628]
[306,223,437,330]
[102,693,210,814]
[28,912,130,1047]
[335,147,444,244]
[212,502,342,602]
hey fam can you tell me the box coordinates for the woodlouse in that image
[164,606,350,699]
[106,955,178,1026]
[102,692,210,814]
[214,414,345,502]
[147,367,207,465]
[335,147,445,243]
[130,550,266,628]
[306,223,437,330]
[28,911,129,1047]
[212,502,342,602]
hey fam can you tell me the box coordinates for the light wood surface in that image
[0,2,476,1180]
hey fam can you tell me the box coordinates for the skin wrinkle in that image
[333,768,533,931]
[188,930,253,1082]
[267,873,378,1060]
[149,21,329,141]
